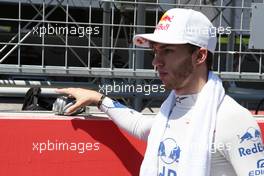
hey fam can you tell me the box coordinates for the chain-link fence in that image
[0,0,264,111]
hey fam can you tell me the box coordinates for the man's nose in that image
[152,54,163,67]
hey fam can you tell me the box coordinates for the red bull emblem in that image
[155,14,174,31]
[160,14,174,23]
[155,24,170,31]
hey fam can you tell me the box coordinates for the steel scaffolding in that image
[0,0,264,110]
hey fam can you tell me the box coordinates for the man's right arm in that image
[55,88,154,141]
[99,97,154,141]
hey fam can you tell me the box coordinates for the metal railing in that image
[0,0,263,80]
[0,0,264,110]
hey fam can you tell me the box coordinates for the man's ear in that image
[193,47,208,65]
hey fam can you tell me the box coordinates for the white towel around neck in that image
[140,71,225,176]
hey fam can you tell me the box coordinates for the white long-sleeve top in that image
[100,94,264,176]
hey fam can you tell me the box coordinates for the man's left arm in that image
[219,109,264,176]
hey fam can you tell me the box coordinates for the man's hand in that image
[55,88,103,115]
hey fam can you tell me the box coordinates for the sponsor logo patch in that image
[248,159,264,176]
[238,127,264,157]
[158,138,181,164]
[158,138,181,176]
[155,13,174,31]
[240,127,261,143]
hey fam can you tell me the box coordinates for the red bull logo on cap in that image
[155,13,174,31]
[160,14,174,23]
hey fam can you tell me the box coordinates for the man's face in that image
[151,43,196,90]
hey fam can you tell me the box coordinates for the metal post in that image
[133,1,146,111]
[226,0,235,73]
[225,0,236,89]
[101,0,111,68]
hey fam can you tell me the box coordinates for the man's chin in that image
[161,81,173,90]
[160,77,178,90]
[161,80,182,91]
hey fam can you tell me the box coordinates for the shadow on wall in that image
[71,119,145,175]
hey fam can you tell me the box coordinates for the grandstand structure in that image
[0,0,264,111]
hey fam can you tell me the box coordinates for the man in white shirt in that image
[57,8,264,176]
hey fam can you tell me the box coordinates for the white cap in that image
[133,8,217,53]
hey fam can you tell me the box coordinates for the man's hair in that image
[149,42,213,70]
[186,44,213,71]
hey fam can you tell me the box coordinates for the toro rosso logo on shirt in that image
[248,159,264,176]
[238,127,264,157]
[240,128,261,143]
[158,138,181,176]
[158,138,181,164]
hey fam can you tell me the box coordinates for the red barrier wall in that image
[0,116,263,176]
[0,117,146,176]
[258,120,264,140]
